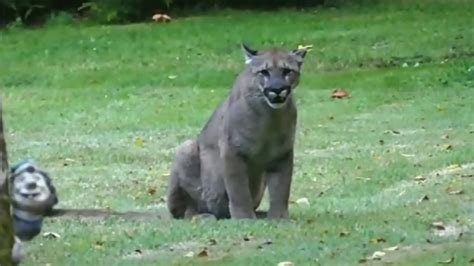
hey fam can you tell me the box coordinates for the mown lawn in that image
[1,1,473,265]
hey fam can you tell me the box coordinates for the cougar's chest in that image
[244,113,296,164]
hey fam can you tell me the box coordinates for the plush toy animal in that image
[9,160,58,241]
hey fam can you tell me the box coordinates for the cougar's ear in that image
[290,48,308,64]
[241,43,258,64]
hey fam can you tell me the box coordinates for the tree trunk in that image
[0,99,14,266]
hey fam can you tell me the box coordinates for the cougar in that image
[167,43,308,219]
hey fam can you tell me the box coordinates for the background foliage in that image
[0,0,429,25]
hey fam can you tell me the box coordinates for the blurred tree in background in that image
[0,0,390,26]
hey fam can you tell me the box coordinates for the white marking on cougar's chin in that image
[264,97,287,109]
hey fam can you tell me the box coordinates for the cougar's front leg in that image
[221,151,257,219]
[266,151,294,219]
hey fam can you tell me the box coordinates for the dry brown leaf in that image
[297,44,313,51]
[432,222,446,230]
[446,188,464,195]
[134,249,142,254]
[147,187,157,195]
[152,14,172,23]
[257,239,273,249]
[339,231,350,237]
[277,261,295,266]
[360,251,386,262]
[414,175,426,182]
[243,235,253,241]
[134,137,145,148]
[418,195,430,202]
[384,129,401,135]
[383,245,399,251]
[296,197,310,208]
[197,248,209,257]
[438,257,454,264]
[331,89,350,99]
[184,251,195,257]
[43,232,61,239]
[444,144,453,150]
[369,237,386,244]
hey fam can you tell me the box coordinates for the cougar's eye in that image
[258,69,270,76]
[282,68,293,76]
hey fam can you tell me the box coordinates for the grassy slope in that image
[0,1,473,265]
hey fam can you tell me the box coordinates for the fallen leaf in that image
[432,222,446,230]
[414,175,426,181]
[94,239,106,249]
[257,239,273,249]
[360,251,386,262]
[42,232,61,239]
[418,195,430,202]
[168,75,178,79]
[296,197,310,208]
[297,44,313,52]
[278,261,295,266]
[147,187,157,195]
[152,14,172,23]
[446,164,461,170]
[243,235,253,241]
[370,251,386,260]
[134,249,142,254]
[184,251,195,257]
[339,231,350,237]
[438,257,454,264]
[443,144,453,150]
[446,188,464,195]
[383,245,399,251]
[369,237,386,244]
[331,89,350,99]
[134,137,145,148]
[197,248,209,257]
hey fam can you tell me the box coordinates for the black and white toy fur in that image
[10,160,58,241]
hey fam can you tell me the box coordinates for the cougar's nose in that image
[26,182,37,190]
[267,86,290,99]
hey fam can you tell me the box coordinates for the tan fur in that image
[167,44,308,219]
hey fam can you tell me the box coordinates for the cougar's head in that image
[242,43,308,109]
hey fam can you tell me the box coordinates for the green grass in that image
[1,1,474,265]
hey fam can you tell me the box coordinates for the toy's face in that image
[12,166,54,209]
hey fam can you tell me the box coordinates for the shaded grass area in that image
[0,1,473,265]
